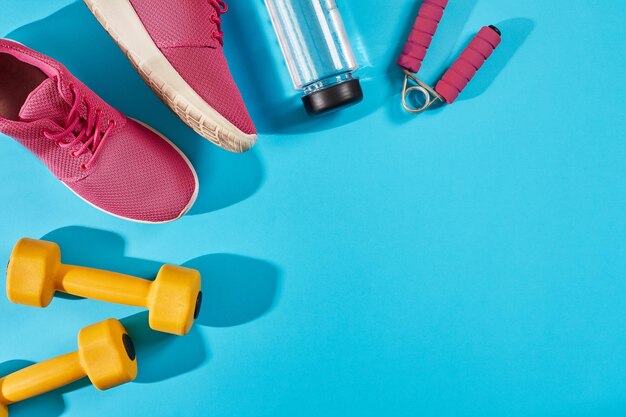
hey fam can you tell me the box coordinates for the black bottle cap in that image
[302,78,363,116]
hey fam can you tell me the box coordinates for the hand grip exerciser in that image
[7,238,202,336]
[0,319,137,417]
[397,0,501,113]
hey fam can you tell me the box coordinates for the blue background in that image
[1,0,625,416]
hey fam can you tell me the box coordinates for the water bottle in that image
[264,0,363,115]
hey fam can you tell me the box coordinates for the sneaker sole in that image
[83,0,257,153]
[62,119,200,224]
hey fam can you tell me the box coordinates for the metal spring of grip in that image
[401,70,443,114]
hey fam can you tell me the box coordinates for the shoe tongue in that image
[18,76,70,124]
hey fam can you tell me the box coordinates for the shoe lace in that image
[42,84,115,171]
[209,0,228,45]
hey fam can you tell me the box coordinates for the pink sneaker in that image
[84,0,258,153]
[0,39,199,223]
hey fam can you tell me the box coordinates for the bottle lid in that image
[302,79,363,116]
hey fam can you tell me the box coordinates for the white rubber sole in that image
[63,119,199,224]
[83,0,257,153]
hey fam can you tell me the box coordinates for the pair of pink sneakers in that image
[0,0,256,223]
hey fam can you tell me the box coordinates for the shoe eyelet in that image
[109,119,116,127]
[69,150,77,157]
[41,129,49,136]
[80,163,88,171]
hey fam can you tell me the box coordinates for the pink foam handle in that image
[435,25,502,104]
[453,60,476,81]
[397,0,449,73]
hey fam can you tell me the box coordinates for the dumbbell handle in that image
[56,264,152,308]
[0,351,84,405]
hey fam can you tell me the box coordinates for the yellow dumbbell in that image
[6,238,202,336]
[0,318,136,417]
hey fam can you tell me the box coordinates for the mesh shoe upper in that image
[129,0,256,135]
[160,46,255,135]
[67,119,198,222]
[0,39,198,223]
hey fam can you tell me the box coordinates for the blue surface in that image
[0,0,625,416]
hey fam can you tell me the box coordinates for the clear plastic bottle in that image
[264,0,363,115]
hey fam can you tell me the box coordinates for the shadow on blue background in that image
[184,253,281,327]
[120,312,208,384]
[7,1,264,215]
